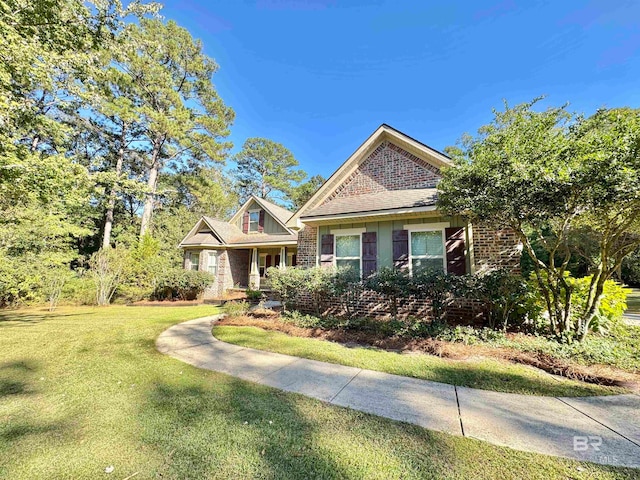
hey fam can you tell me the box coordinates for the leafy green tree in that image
[568,108,640,337]
[0,0,158,305]
[438,99,640,341]
[112,18,234,239]
[233,137,306,203]
[288,174,325,210]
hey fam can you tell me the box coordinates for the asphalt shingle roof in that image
[301,188,438,218]
[197,216,297,246]
[252,197,294,226]
[180,232,222,246]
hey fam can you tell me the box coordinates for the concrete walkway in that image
[157,316,640,469]
[624,312,640,327]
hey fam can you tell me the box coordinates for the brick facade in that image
[323,141,441,203]
[296,225,317,268]
[290,139,523,322]
[472,224,522,274]
[227,249,251,288]
[294,290,486,324]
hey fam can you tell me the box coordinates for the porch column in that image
[249,248,260,289]
[279,246,286,269]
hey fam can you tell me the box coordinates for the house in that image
[178,196,298,297]
[180,124,521,304]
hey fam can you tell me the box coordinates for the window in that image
[410,230,445,274]
[335,234,361,273]
[188,252,200,271]
[287,252,297,267]
[206,251,217,275]
[249,210,260,232]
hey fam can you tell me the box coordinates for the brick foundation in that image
[292,290,486,325]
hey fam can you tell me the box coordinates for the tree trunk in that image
[139,136,164,239]
[30,135,40,152]
[103,124,126,249]
[139,162,159,239]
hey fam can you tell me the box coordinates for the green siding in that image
[320,216,471,273]
[237,200,289,234]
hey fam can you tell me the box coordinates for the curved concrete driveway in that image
[157,316,640,469]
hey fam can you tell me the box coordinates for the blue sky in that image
[159,0,640,180]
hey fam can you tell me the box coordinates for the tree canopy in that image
[233,137,306,203]
[438,99,640,340]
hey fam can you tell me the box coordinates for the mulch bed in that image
[217,314,640,392]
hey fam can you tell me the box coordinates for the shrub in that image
[245,288,263,301]
[267,267,306,312]
[61,274,96,305]
[223,301,250,318]
[153,269,214,301]
[410,269,456,322]
[89,246,132,306]
[468,269,540,331]
[570,276,630,336]
[0,252,45,307]
[331,267,363,318]
[302,267,335,315]
[281,310,325,328]
[527,272,630,338]
[365,267,411,320]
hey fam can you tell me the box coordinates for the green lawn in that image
[213,325,623,397]
[627,288,640,313]
[0,307,637,479]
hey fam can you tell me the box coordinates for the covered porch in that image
[246,245,297,290]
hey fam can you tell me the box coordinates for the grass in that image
[627,288,640,313]
[0,306,637,479]
[213,325,624,397]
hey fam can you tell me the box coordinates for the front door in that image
[259,254,276,278]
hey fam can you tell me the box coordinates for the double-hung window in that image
[206,251,217,275]
[249,210,260,232]
[335,234,361,273]
[410,230,445,274]
[188,252,200,271]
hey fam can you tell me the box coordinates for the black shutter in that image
[258,210,265,233]
[242,212,249,233]
[362,232,377,278]
[393,229,409,271]
[320,234,334,267]
[445,227,466,275]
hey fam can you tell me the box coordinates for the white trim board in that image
[330,227,366,235]
[403,222,450,231]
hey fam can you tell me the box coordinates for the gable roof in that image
[287,124,452,228]
[178,214,298,248]
[229,195,294,234]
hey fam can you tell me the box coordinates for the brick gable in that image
[323,140,441,203]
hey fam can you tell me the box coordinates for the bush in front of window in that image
[365,267,412,320]
[332,266,363,318]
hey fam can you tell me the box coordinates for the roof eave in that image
[300,205,439,225]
